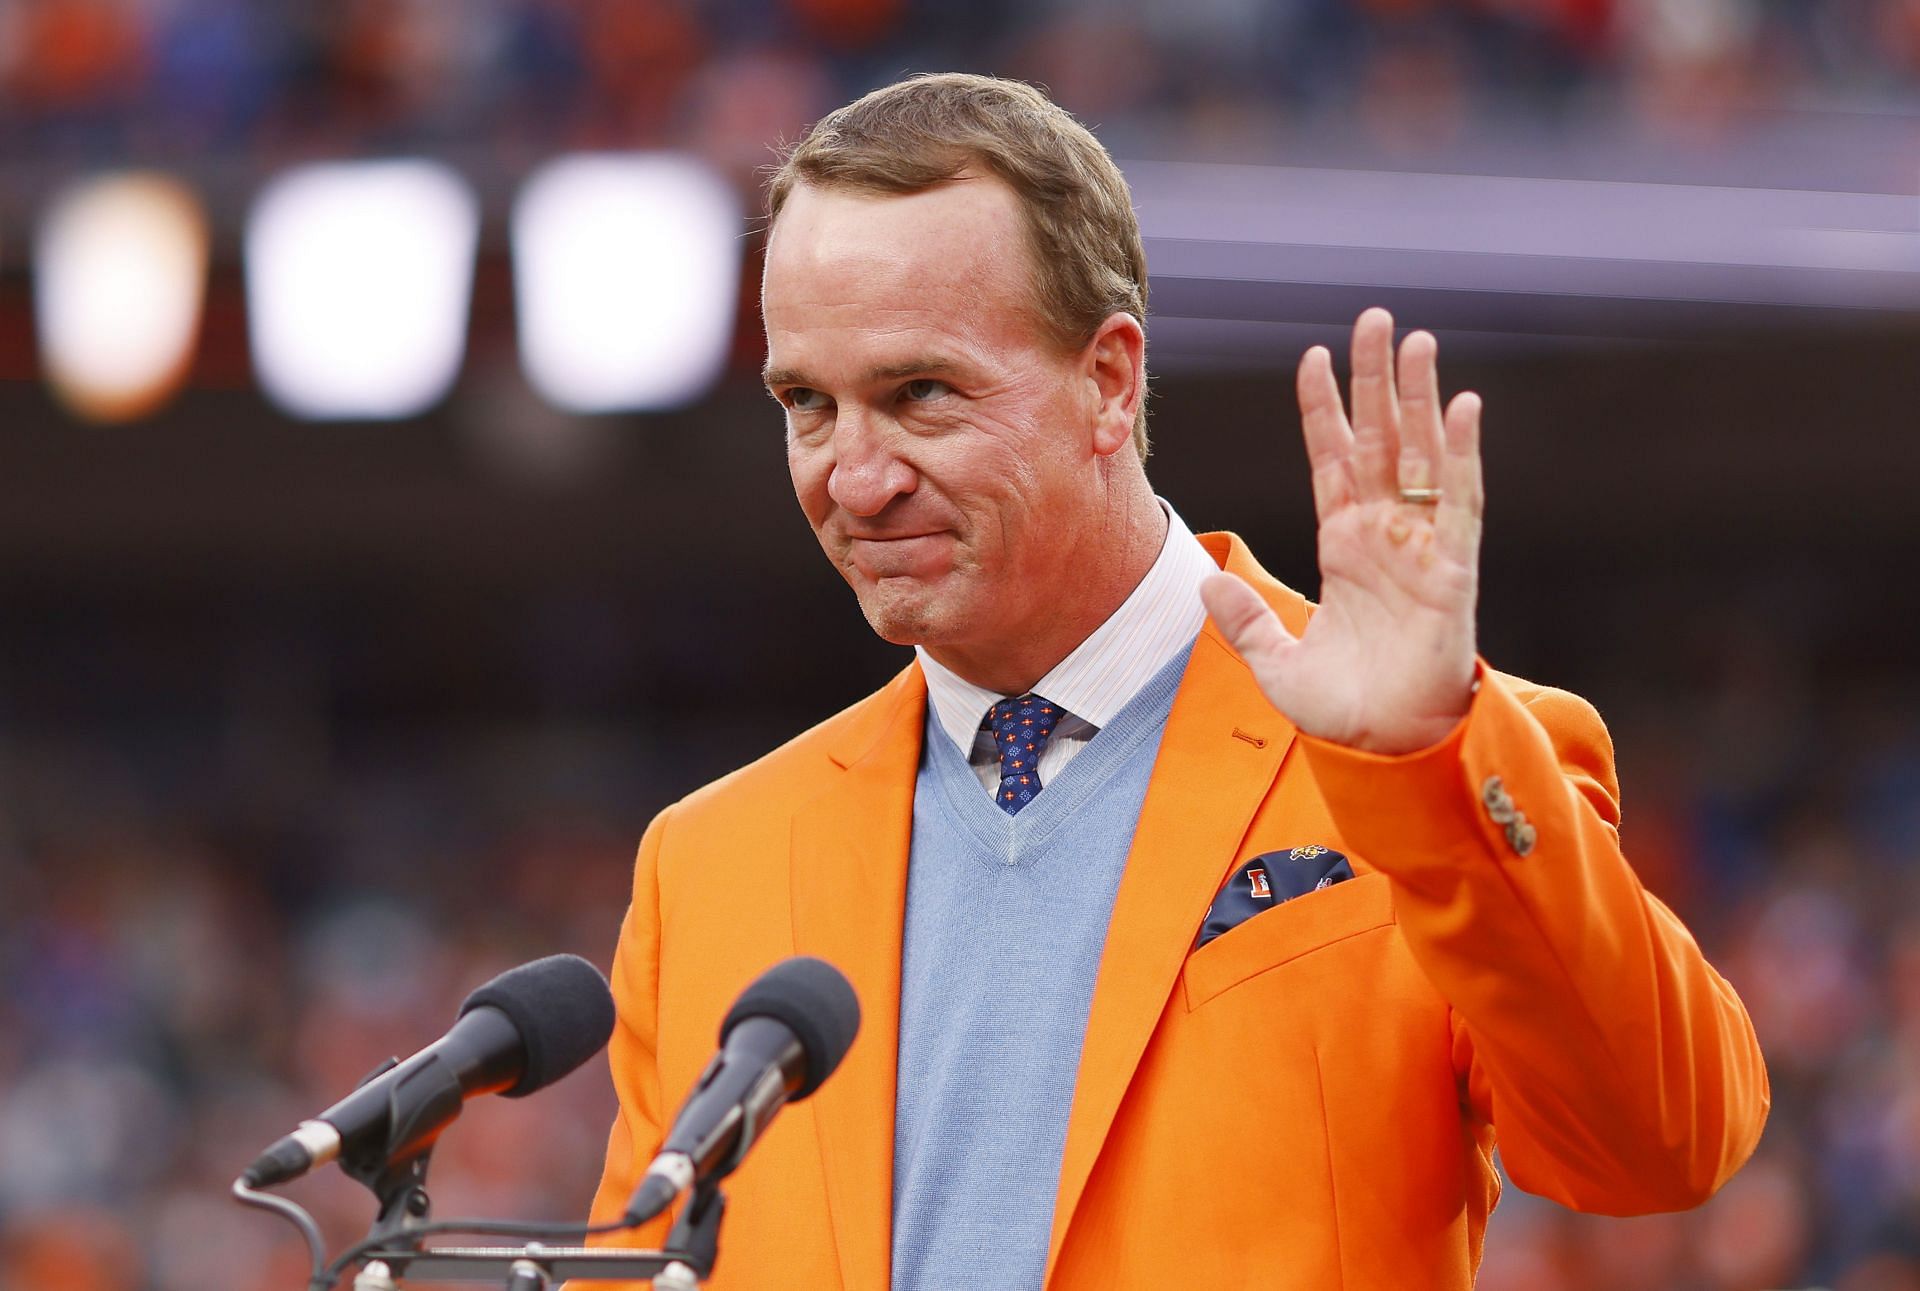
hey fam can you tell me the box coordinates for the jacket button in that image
[1507,819,1537,857]
[1481,775,1518,824]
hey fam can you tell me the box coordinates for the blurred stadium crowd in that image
[4,3,1920,1291]
[0,698,645,1289]
[1,0,1919,170]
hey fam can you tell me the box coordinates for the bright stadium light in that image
[512,153,741,413]
[35,173,210,423]
[246,159,479,420]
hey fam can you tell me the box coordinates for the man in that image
[588,73,1768,1289]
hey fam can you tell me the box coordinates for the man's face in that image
[763,177,1109,664]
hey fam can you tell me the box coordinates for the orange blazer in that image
[587,532,1768,1290]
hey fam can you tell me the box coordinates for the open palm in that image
[1199,308,1484,755]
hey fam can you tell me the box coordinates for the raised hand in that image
[1199,308,1484,756]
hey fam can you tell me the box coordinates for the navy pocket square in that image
[1196,846,1356,949]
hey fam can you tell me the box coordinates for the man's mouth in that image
[844,531,952,578]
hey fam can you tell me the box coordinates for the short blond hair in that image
[768,73,1151,459]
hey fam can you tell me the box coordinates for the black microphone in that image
[623,956,860,1225]
[241,953,615,1188]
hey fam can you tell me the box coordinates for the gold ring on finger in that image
[1398,487,1443,505]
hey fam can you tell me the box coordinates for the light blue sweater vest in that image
[890,644,1193,1291]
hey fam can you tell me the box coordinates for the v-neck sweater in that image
[890,641,1194,1291]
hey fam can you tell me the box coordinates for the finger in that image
[1395,330,1444,494]
[1201,571,1300,673]
[1296,345,1355,516]
[1436,391,1484,564]
[1347,307,1399,503]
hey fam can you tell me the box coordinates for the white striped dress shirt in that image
[916,501,1217,797]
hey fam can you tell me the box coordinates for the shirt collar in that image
[916,500,1216,754]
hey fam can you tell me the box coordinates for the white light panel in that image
[512,153,741,413]
[35,173,209,423]
[246,159,478,420]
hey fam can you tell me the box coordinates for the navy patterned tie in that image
[985,694,1065,815]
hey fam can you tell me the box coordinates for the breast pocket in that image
[1181,871,1395,1011]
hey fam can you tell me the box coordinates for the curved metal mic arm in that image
[232,1177,328,1284]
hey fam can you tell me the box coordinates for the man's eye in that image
[902,379,950,402]
[786,387,828,412]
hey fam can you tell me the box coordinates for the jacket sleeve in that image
[585,806,675,1258]
[1299,668,1769,1215]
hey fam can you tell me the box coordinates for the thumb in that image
[1200,572,1298,669]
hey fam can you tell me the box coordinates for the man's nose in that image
[826,412,916,516]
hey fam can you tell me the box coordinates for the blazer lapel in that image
[1044,534,1307,1283]
[790,664,926,1291]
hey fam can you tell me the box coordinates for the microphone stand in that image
[345,1184,728,1290]
[652,1180,726,1291]
[341,1186,726,1288]
[338,1132,437,1291]
[239,1054,742,1287]
[273,1130,730,1290]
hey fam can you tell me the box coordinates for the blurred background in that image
[1,1,1918,1288]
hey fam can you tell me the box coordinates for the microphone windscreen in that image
[721,956,861,1100]
[459,953,615,1098]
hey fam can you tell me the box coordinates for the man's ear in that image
[1084,311,1146,458]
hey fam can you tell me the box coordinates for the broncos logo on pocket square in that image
[1196,846,1356,948]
